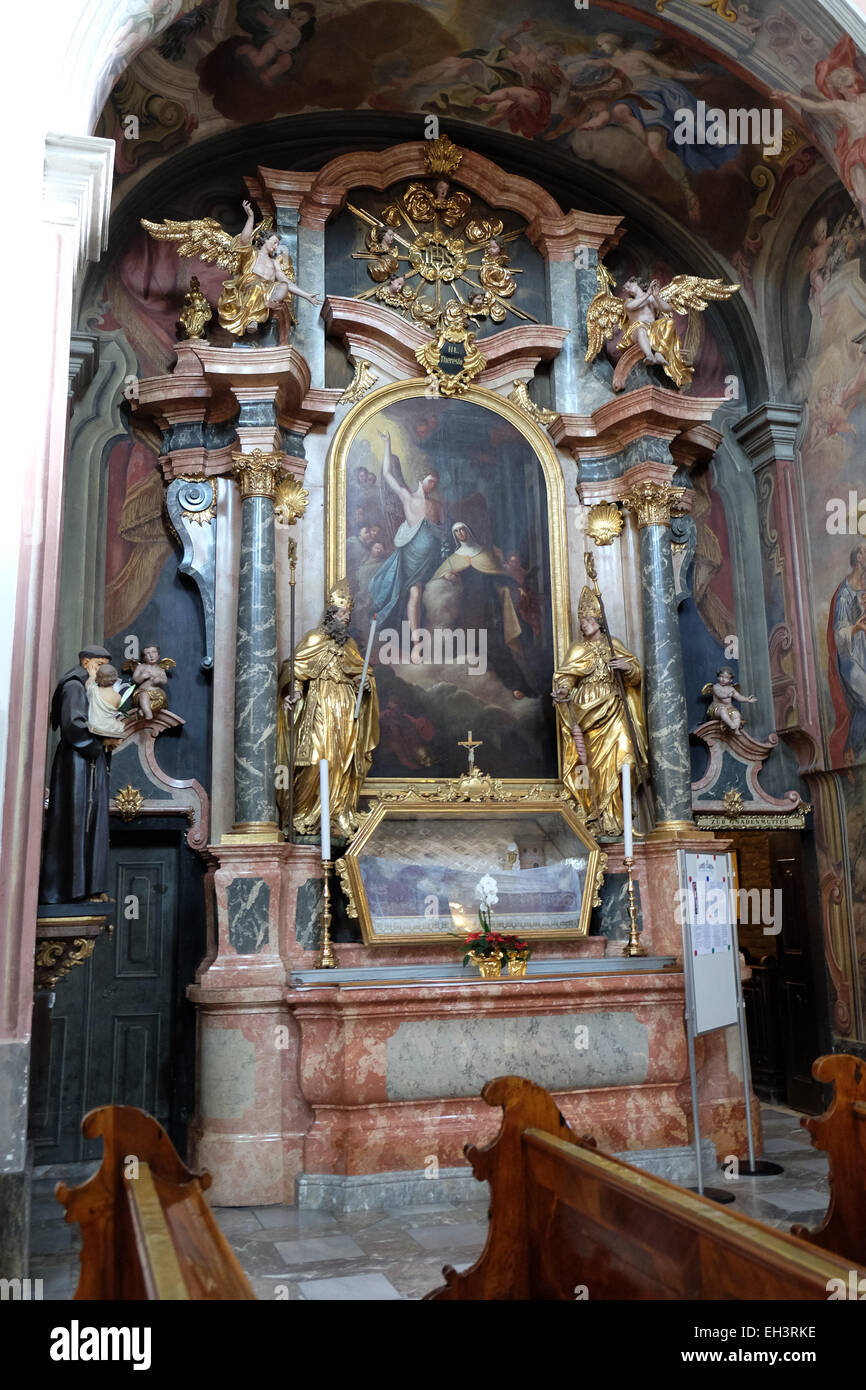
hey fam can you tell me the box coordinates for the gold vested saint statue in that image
[277,580,379,841]
[552,587,647,836]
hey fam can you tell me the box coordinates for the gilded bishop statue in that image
[552,586,648,836]
[277,579,379,841]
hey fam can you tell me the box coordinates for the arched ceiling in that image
[90,0,866,230]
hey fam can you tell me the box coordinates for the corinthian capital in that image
[232,449,283,500]
[622,480,685,529]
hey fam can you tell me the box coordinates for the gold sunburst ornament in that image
[349,140,534,334]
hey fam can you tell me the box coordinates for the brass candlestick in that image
[318,859,338,969]
[622,856,646,958]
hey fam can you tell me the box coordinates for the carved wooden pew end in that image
[56,1105,255,1300]
[426,1060,866,1301]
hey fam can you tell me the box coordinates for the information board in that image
[679,850,739,1036]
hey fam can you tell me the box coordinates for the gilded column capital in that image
[232,449,283,500]
[622,480,685,529]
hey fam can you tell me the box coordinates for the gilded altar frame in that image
[326,378,572,794]
[335,790,605,946]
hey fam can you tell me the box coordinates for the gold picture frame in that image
[336,793,605,946]
[326,378,572,791]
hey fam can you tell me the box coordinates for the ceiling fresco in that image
[95,0,866,231]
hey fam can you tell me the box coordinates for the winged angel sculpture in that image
[142,200,320,340]
[585,263,739,389]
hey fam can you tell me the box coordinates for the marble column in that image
[296,223,326,387]
[544,249,615,414]
[623,478,694,831]
[227,449,281,843]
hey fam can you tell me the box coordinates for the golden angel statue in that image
[276,580,379,842]
[585,263,739,389]
[142,199,321,339]
[701,667,757,733]
[552,586,648,836]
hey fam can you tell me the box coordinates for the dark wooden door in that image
[29,833,180,1163]
[771,831,831,1114]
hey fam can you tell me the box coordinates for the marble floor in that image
[27,1105,830,1301]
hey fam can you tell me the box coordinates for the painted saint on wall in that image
[828,543,866,765]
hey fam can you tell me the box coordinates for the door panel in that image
[771,835,831,1114]
[29,835,179,1164]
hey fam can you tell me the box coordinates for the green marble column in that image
[228,449,281,841]
[623,479,695,830]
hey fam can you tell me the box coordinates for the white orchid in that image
[476,873,499,909]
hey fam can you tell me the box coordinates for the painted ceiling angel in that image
[585,263,739,389]
[141,198,320,339]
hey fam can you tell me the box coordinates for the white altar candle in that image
[354,614,377,721]
[622,762,633,860]
[319,758,331,861]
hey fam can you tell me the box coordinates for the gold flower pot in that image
[506,950,530,978]
[468,950,503,980]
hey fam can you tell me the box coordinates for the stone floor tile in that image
[247,1205,335,1231]
[246,1276,303,1300]
[272,1234,366,1264]
[212,1208,267,1237]
[409,1221,489,1252]
[298,1272,403,1300]
[349,1227,426,1259]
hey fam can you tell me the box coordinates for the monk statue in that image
[39,644,113,903]
[276,579,379,842]
[552,587,648,836]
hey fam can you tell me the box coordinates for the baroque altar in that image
[132,135,757,1206]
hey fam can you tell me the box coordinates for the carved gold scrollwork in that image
[338,359,379,405]
[424,134,463,176]
[35,937,98,990]
[656,0,737,18]
[335,856,358,918]
[507,379,558,429]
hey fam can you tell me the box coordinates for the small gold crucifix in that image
[458,730,482,771]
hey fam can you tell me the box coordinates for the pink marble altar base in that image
[188,838,760,1205]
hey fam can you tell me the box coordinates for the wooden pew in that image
[56,1105,255,1300]
[426,1057,866,1300]
[792,1052,866,1264]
